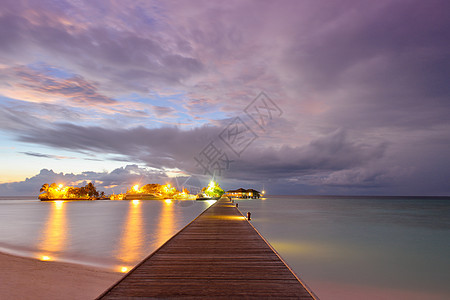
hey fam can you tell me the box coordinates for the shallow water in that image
[236,196,450,300]
[0,198,213,272]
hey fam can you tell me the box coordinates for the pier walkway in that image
[98,198,316,299]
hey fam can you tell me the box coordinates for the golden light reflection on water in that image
[38,201,67,260]
[156,199,175,247]
[272,240,356,261]
[116,200,144,266]
[115,200,177,272]
[205,200,216,206]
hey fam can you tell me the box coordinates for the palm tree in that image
[40,183,49,193]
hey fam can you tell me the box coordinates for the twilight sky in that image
[0,0,449,196]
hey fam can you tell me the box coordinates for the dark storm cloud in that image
[284,1,450,89]
[282,0,450,129]
[16,122,220,171]
[1,123,395,196]
[11,117,388,185]
[232,130,387,180]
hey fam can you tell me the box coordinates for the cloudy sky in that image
[0,0,449,196]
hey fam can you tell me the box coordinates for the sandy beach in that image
[0,252,122,300]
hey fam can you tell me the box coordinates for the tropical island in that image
[120,183,192,200]
[37,180,262,201]
[119,180,225,201]
[196,180,225,200]
[39,182,104,200]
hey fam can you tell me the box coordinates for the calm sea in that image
[0,197,214,273]
[1,196,449,299]
[236,195,450,300]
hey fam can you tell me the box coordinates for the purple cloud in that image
[11,65,116,104]
[0,0,449,195]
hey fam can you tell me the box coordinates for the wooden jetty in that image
[97,197,316,299]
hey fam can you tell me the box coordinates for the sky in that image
[0,0,449,196]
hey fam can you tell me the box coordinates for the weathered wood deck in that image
[97,198,316,299]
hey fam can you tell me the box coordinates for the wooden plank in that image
[97,198,316,299]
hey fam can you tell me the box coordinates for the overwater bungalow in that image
[225,188,261,199]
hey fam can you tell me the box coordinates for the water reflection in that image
[205,200,217,206]
[38,201,67,261]
[116,200,144,270]
[156,199,175,247]
[0,199,210,272]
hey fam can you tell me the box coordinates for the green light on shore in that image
[204,180,224,198]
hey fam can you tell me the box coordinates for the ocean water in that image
[236,196,450,300]
[0,198,214,272]
[1,196,449,299]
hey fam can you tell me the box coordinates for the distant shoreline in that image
[39,198,98,201]
[1,194,449,198]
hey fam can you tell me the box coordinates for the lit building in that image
[224,188,261,199]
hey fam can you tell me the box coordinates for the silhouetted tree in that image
[40,183,49,193]
[85,182,99,198]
